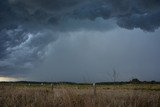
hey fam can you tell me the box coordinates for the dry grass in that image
[0,84,160,107]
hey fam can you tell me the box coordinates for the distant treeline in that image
[0,81,91,85]
[96,81,160,85]
[0,79,160,85]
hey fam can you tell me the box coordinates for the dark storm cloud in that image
[0,28,58,76]
[1,0,160,31]
[0,0,160,76]
[71,0,160,31]
[117,10,160,31]
[28,29,160,82]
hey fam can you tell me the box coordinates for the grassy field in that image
[0,83,160,107]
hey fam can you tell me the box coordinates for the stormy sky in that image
[0,0,160,82]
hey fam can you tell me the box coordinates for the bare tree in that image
[112,68,118,84]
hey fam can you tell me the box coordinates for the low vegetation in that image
[0,83,160,107]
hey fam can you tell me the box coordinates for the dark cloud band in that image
[1,0,160,31]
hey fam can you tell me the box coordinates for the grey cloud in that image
[0,27,26,59]
[0,0,160,78]
[117,10,160,31]
[0,26,58,76]
[72,0,160,31]
[1,0,160,31]
[28,29,160,82]
[0,63,28,76]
